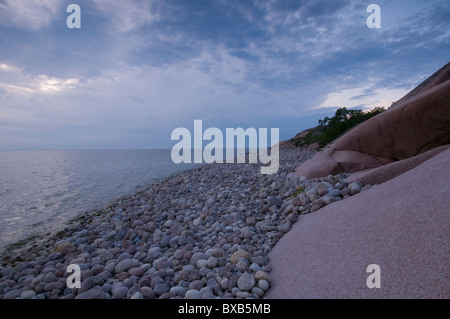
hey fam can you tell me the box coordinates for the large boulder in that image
[295,62,450,179]
[268,148,450,298]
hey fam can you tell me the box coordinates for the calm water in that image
[0,149,199,250]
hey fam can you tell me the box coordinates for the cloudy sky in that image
[0,0,449,150]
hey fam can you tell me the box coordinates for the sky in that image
[0,0,449,150]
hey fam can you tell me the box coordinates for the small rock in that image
[130,292,144,299]
[56,243,76,255]
[236,291,250,298]
[251,256,269,266]
[196,259,208,268]
[220,278,229,290]
[246,217,256,226]
[206,257,218,268]
[190,252,209,266]
[230,250,252,264]
[251,286,265,297]
[20,290,37,299]
[237,272,255,291]
[292,197,302,206]
[75,289,108,299]
[325,189,341,198]
[312,198,324,208]
[113,286,129,299]
[236,260,248,272]
[178,268,200,282]
[114,259,140,273]
[350,182,361,196]
[254,271,270,282]
[141,287,154,299]
[184,289,202,299]
[255,220,277,232]
[154,283,170,296]
[340,187,351,196]
[3,289,21,299]
[279,221,291,233]
[267,196,282,207]
[258,279,270,291]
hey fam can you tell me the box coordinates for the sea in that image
[0,149,201,251]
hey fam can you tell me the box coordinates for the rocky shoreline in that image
[0,148,371,299]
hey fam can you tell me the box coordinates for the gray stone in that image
[3,289,21,299]
[112,286,129,299]
[254,271,270,282]
[141,287,154,299]
[44,281,65,292]
[78,277,96,294]
[236,291,250,298]
[178,269,200,282]
[104,261,116,273]
[184,289,202,299]
[150,276,164,288]
[255,220,277,232]
[350,182,361,196]
[206,257,218,268]
[128,267,145,277]
[279,221,291,233]
[130,292,144,299]
[154,283,170,296]
[340,187,351,196]
[114,258,140,273]
[230,250,252,263]
[251,286,265,297]
[196,259,208,268]
[20,290,37,299]
[251,256,269,266]
[325,189,341,198]
[190,252,209,266]
[258,279,270,291]
[75,289,108,299]
[306,188,317,197]
[246,217,256,226]
[220,278,229,290]
[237,272,255,291]
[268,196,282,207]
[250,263,262,272]
[236,260,248,272]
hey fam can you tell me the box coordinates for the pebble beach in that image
[0,148,371,299]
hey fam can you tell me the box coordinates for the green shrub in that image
[317,107,385,147]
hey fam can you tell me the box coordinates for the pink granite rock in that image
[345,144,450,185]
[295,149,341,178]
[267,148,450,298]
[294,62,450,179]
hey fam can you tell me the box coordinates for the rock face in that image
[296,62,450,179]
[268,148,450,298]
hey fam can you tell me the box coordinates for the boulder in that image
[295,150,341,179]
[267,148,450,298]
[294,62,450,179]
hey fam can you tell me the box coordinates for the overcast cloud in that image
[0,0,449,149]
